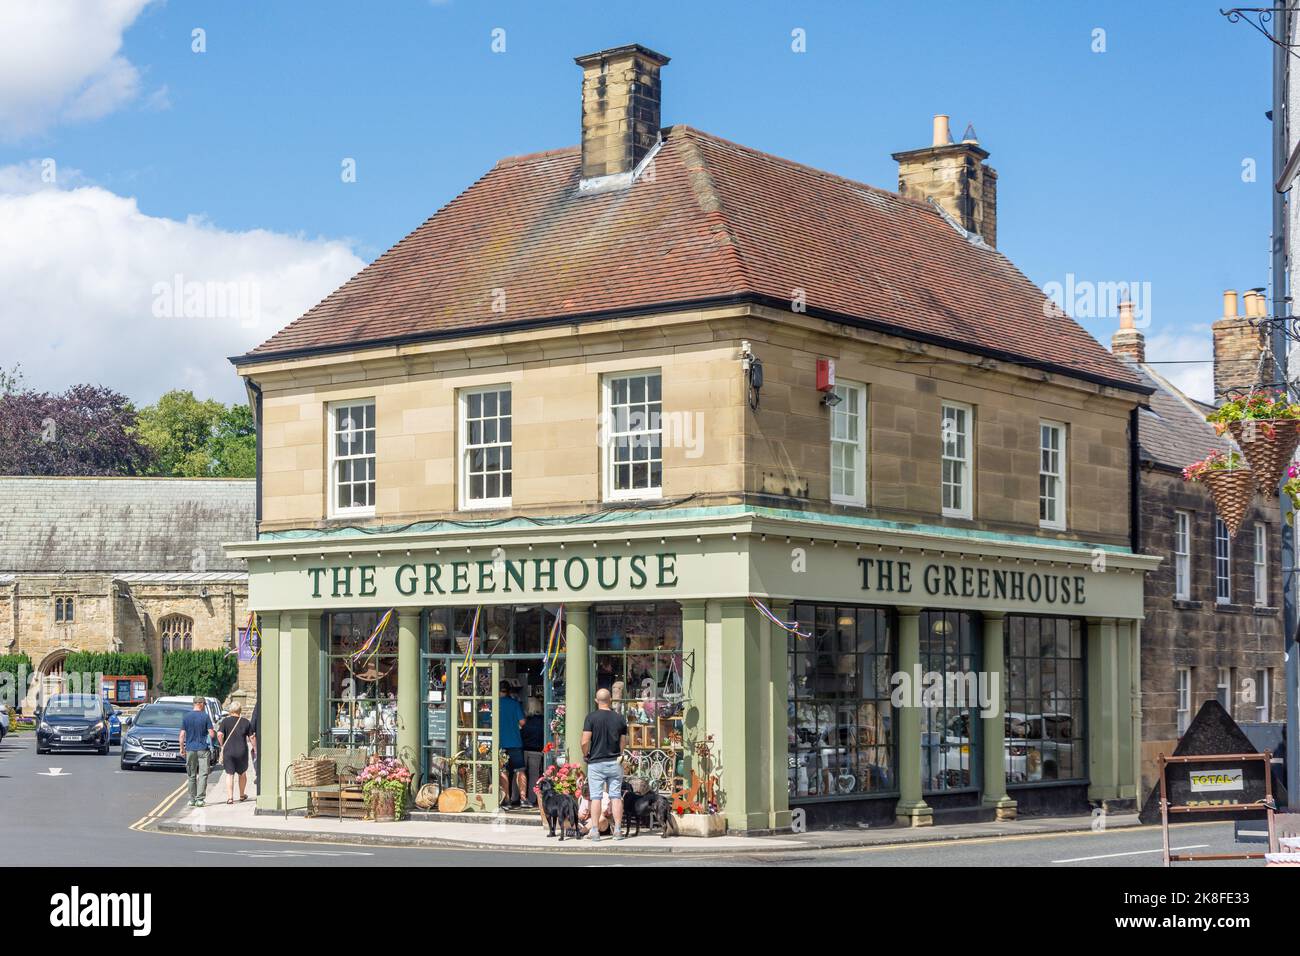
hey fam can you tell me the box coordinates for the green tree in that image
[161,650,240,701]
[136,390,255,478]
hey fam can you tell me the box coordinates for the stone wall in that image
[1137,466,1284,791]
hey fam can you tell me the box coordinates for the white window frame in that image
[1255,668,1270,722]
[1216,667,1233,717]
[940,401,973,519]
[1253,523,1268,607]
[1174,510,1192,601]
[327,399,377,519]
[603,370,663,502]
[1176,667,1191,736]
[830,381,867,506]
[1038,420,1066,530]
[458,384,513,510]
[1215,516,1231,605]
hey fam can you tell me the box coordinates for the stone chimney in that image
[892,114,998,247]
[1111,300,1145,363]
[1212,289,1272,401]
[575,44,670,181]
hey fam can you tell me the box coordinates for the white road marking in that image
[1052,844,1208,863]
[38,768,67,776]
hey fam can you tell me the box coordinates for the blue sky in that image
[0,0,1274,403]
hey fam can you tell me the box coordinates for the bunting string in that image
[544,604,566,679]
[348,607,394,667]
[749,596,811,639]
[461,605,482,670]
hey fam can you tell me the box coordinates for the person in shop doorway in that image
[581,688,628,842]
[498,681,527,808]
[178,696,215,808]
[521,697,545,807]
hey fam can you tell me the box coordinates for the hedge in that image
[161,650,239,702]
[62,652,153,690]
[0,654,33,708]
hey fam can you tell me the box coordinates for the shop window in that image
[1253,523,1267,607]
[1176,667,1192,736]
[1174,511,1192,601]
[920,610,979,792]
[592,603,683,751]
[328,399,376,517]
[460,385,512,509]
[1004,616,1087,784]
[53,595,75,624]
[603,371,662,501]
[160,614,193,653]
[1038,421,1066,529]
[830,381,867,506]
[324,610,398,754]
[789,604,895,799]
[1215,516,1231,604]
[940,402,973,519]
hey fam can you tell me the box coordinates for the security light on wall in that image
[821,391,842,408]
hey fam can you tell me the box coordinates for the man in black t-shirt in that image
[581,688,628,841]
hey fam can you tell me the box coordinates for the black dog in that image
[537,778,581,841]
[621,781,674,838]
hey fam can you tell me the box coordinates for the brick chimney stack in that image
[1212,288,1272,402]
[892,114,999,247]
[1111,300,1145,363]
[575,44,670,181]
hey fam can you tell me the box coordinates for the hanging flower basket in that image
[1184,451,1253,537]
[1223,419,1300,494]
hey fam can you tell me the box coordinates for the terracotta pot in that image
[671,813,726,838]
[1201,467,1255,538]
[1226,419,1300,494]
[369,790,397,822]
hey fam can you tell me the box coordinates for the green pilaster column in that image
[284,610,320,813]
[1116,619,1136,801]
[1131,619,1145,797]
[1087,617,1121,804]
[718,599,769,831]
[255,611,282,812]
[767,599,792,830]
[895,607,932,827]
[563,605,590,764]
[396,609,421,779]
[980,612,1016,820]
[680,600,707,779]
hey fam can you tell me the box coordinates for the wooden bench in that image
[284,747,368,821]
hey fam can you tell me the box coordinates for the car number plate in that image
[59,735,80,741]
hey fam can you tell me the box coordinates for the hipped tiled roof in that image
[1120,359,1230,470]
[242,126,1144,392]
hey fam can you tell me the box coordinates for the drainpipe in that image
[1271,6,1298,803]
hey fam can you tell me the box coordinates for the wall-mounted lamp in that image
[821,391,842,408]
[741,340,763,411]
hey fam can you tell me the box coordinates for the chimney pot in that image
[1213,286,1271,401]
[1110,301,1145,363]
[932,114,951,147]
[1223,289,1239,319]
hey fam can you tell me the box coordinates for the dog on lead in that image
[620,780,674,838]
[536,777,581,841]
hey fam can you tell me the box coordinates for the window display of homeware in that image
[1205,389,1300,493]
[1183,450,1253,537]
[355,757,412,822]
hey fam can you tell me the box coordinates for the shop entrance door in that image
[450,661,500,812]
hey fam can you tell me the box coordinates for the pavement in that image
[154,768,1149,855]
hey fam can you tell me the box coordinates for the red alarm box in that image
[816,358,836,391]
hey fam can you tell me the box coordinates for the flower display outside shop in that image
[1285,462,1300,524]
[532,762,583,801]
[1183,450,1255,538]
[1181,450,1247,483]
[1204,389,1300,432]
[356,757,413,821]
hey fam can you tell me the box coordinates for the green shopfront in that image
[229,505,1156,830]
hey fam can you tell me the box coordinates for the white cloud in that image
[0,163,365,404]
[1145,324,1215,404]
[0,0,154,138]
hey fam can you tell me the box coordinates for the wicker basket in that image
[414,783,441,810]
[1201,467,1255,538]
[290,754,337,787]
[1226,419,1300,494]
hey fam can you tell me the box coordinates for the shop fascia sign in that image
[855,555,1090,608]
[304,550,681,600]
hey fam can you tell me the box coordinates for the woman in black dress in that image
[217,702,255,804]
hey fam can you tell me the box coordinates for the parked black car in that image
[36,694,111,755]
[120,703,218,770]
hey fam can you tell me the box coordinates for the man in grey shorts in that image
[581,688,629,842]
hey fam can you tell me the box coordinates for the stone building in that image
[230,44,1160,829]
[0,477,257,709]
[1110,294,1285,792]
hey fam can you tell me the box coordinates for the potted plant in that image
[1205,390,1300,493]
[670,735,726,837]
[356,757,412,822]
[1183,450,1254,537]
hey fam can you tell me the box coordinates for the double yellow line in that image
[129,781,189,832]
